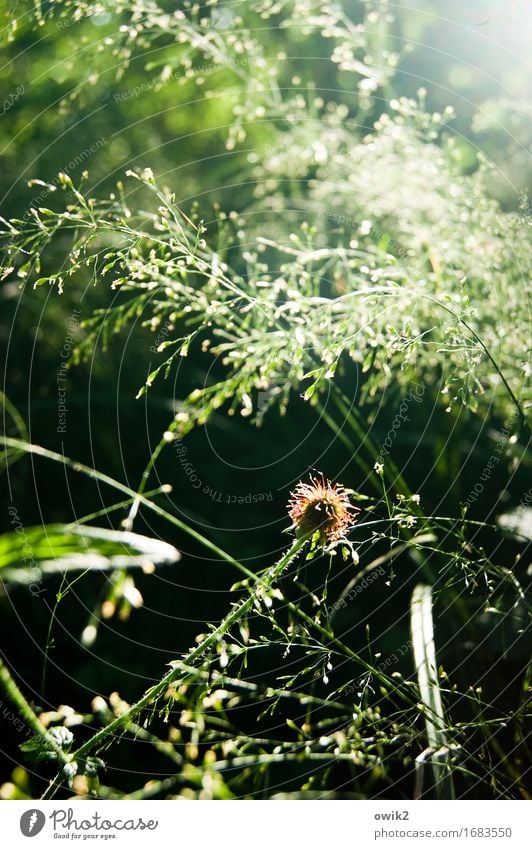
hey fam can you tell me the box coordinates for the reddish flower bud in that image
[287,473,359,546]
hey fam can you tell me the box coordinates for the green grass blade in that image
[411,583,455,799]
[0,524,180,586]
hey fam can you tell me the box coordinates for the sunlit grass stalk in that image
[0,435,433,709]
[65,486,171,529]
[0,436,474,797]
[40,534,309,798]
[0,436,247,576]
[327,390,476,626]
[332,387,412,495]
[410,583,455,799]
[315,400,376,488]
[325,390,437,586]
[0,656,71,768]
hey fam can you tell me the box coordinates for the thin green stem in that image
[124,433,169,530]
[0,656,71,768]
[427,302,530,439]
[325,392,476,628]
[283,596,416,710]
[0,436,246,575]
[332,388,412,498]
[41,772,65,801]
[315,399,377,488]
[41,568,93,698]
[42,536,308,798]
[64,486,168,529]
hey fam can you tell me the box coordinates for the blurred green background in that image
[0,0,530,798]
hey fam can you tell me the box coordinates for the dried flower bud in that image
[287,473,360,546]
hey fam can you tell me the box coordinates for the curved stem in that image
[0,436,246,575]
[40,535,308,798]
[0,656,71,767]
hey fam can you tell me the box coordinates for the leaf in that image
[20,727,72,763]
[0,524,180,587]
[20,736,59,764]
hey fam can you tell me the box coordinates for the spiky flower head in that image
[287,473,359,546]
